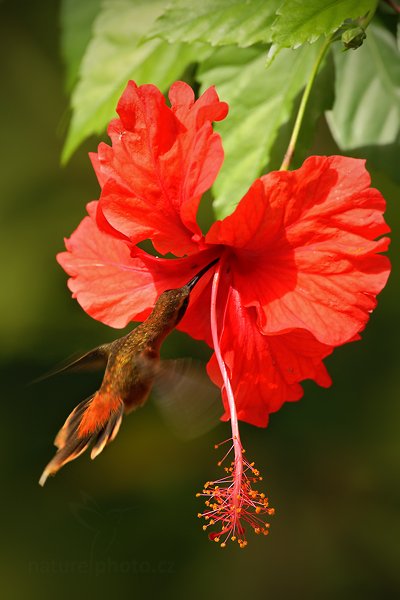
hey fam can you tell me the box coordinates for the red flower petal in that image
[207,156,390,346]
[91,81,227,256]
[57,202,217,328]
[207,287,333,427]
[169,81,228,130]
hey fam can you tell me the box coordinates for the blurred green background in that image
[1,1,399,598]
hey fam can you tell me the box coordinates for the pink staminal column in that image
[197,263,275,548]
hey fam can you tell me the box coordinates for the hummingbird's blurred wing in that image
[32,344,112,383]
[152,359,223,440]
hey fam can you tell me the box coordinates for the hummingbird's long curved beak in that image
[186,258,219,291]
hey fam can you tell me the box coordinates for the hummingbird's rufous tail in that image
[39,392,124,486]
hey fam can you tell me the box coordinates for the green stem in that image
[384,0,400,14]
[279,4,378,172]
[279,37,332,171]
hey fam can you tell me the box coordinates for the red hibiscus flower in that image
[58,80,390,546]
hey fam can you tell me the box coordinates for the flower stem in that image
[279,2,379,172]
[279,38,332,171]
[210,264,243,502]
[384,0,400,14]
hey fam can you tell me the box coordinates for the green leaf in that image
[62,0,210,163]
[327,23,400,148]
[60,0,102,92]
[148,0,281,47]
[198,41,324,218]
[271,0,378,49]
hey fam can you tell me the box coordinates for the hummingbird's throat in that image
[196,262,275,548]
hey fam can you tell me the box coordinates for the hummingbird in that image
[39,258,219,486]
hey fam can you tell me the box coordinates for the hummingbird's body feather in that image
[39,258,218,486]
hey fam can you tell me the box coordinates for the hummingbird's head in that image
[152,258,219,329]
[154,286,192,328]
